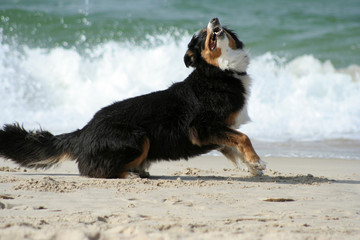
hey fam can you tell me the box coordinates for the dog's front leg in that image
[190,126,266,175]
[220,145,266,175]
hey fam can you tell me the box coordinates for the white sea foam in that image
[245,53,360,141]
[1,36,359,142]
[0,35,192,132]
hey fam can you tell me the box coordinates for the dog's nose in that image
[211,17,219,25]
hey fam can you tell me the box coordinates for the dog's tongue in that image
[210,42,216,50]
[210,34,216,50]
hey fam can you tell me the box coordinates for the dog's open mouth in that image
[209,26,223,51]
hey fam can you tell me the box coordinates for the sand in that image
[0,156,359,240]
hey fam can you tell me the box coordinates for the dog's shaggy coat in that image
[0,18,265,178]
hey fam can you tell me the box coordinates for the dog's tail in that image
[0,123,80,169]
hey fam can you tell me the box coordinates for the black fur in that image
[0,24,251,178]
[0,123,78,168]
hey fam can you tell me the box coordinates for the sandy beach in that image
[0,155,359,240]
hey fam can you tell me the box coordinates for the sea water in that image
[1,0,359,159]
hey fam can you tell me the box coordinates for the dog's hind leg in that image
[129,159,152,178]
[77,136,150,179]
[119,137,150,178]
[76,123,151,178]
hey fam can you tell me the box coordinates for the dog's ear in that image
[184,35,198,68]
[184,49,196,68]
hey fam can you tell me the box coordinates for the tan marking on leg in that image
[125,137,150,169]
[225,111,240,127]
[213,131,260,164]
[119,137,150,178]
[220,146,238,166]
[189,127,201,146]
[218,132,265,175]
[119,172,128,179]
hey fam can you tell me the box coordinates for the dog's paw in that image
[129,168,151,178]
[248,159,266,176]
[139,170,150,178]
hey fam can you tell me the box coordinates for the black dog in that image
[0,18,265,178]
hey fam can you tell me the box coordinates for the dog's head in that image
[184,18,249,73]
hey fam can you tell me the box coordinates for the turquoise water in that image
[1,0,360,159]
[1,0,359,66]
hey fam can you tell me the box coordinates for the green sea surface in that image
[1,0,359,67]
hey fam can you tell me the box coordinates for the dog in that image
[0,18,266,178]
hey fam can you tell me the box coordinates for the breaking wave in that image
[1,35,359,141]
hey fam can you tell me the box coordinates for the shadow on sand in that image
[149,174,360,185]
[4,169,360,185]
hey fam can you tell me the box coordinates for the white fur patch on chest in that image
[233,104,250,129]
[217,37,249,73]
[216,37,252,129]
[232,74,252,129]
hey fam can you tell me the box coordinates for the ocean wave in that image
[245,53,360,141]
[0,34,192,132]
[1,36,359,141]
